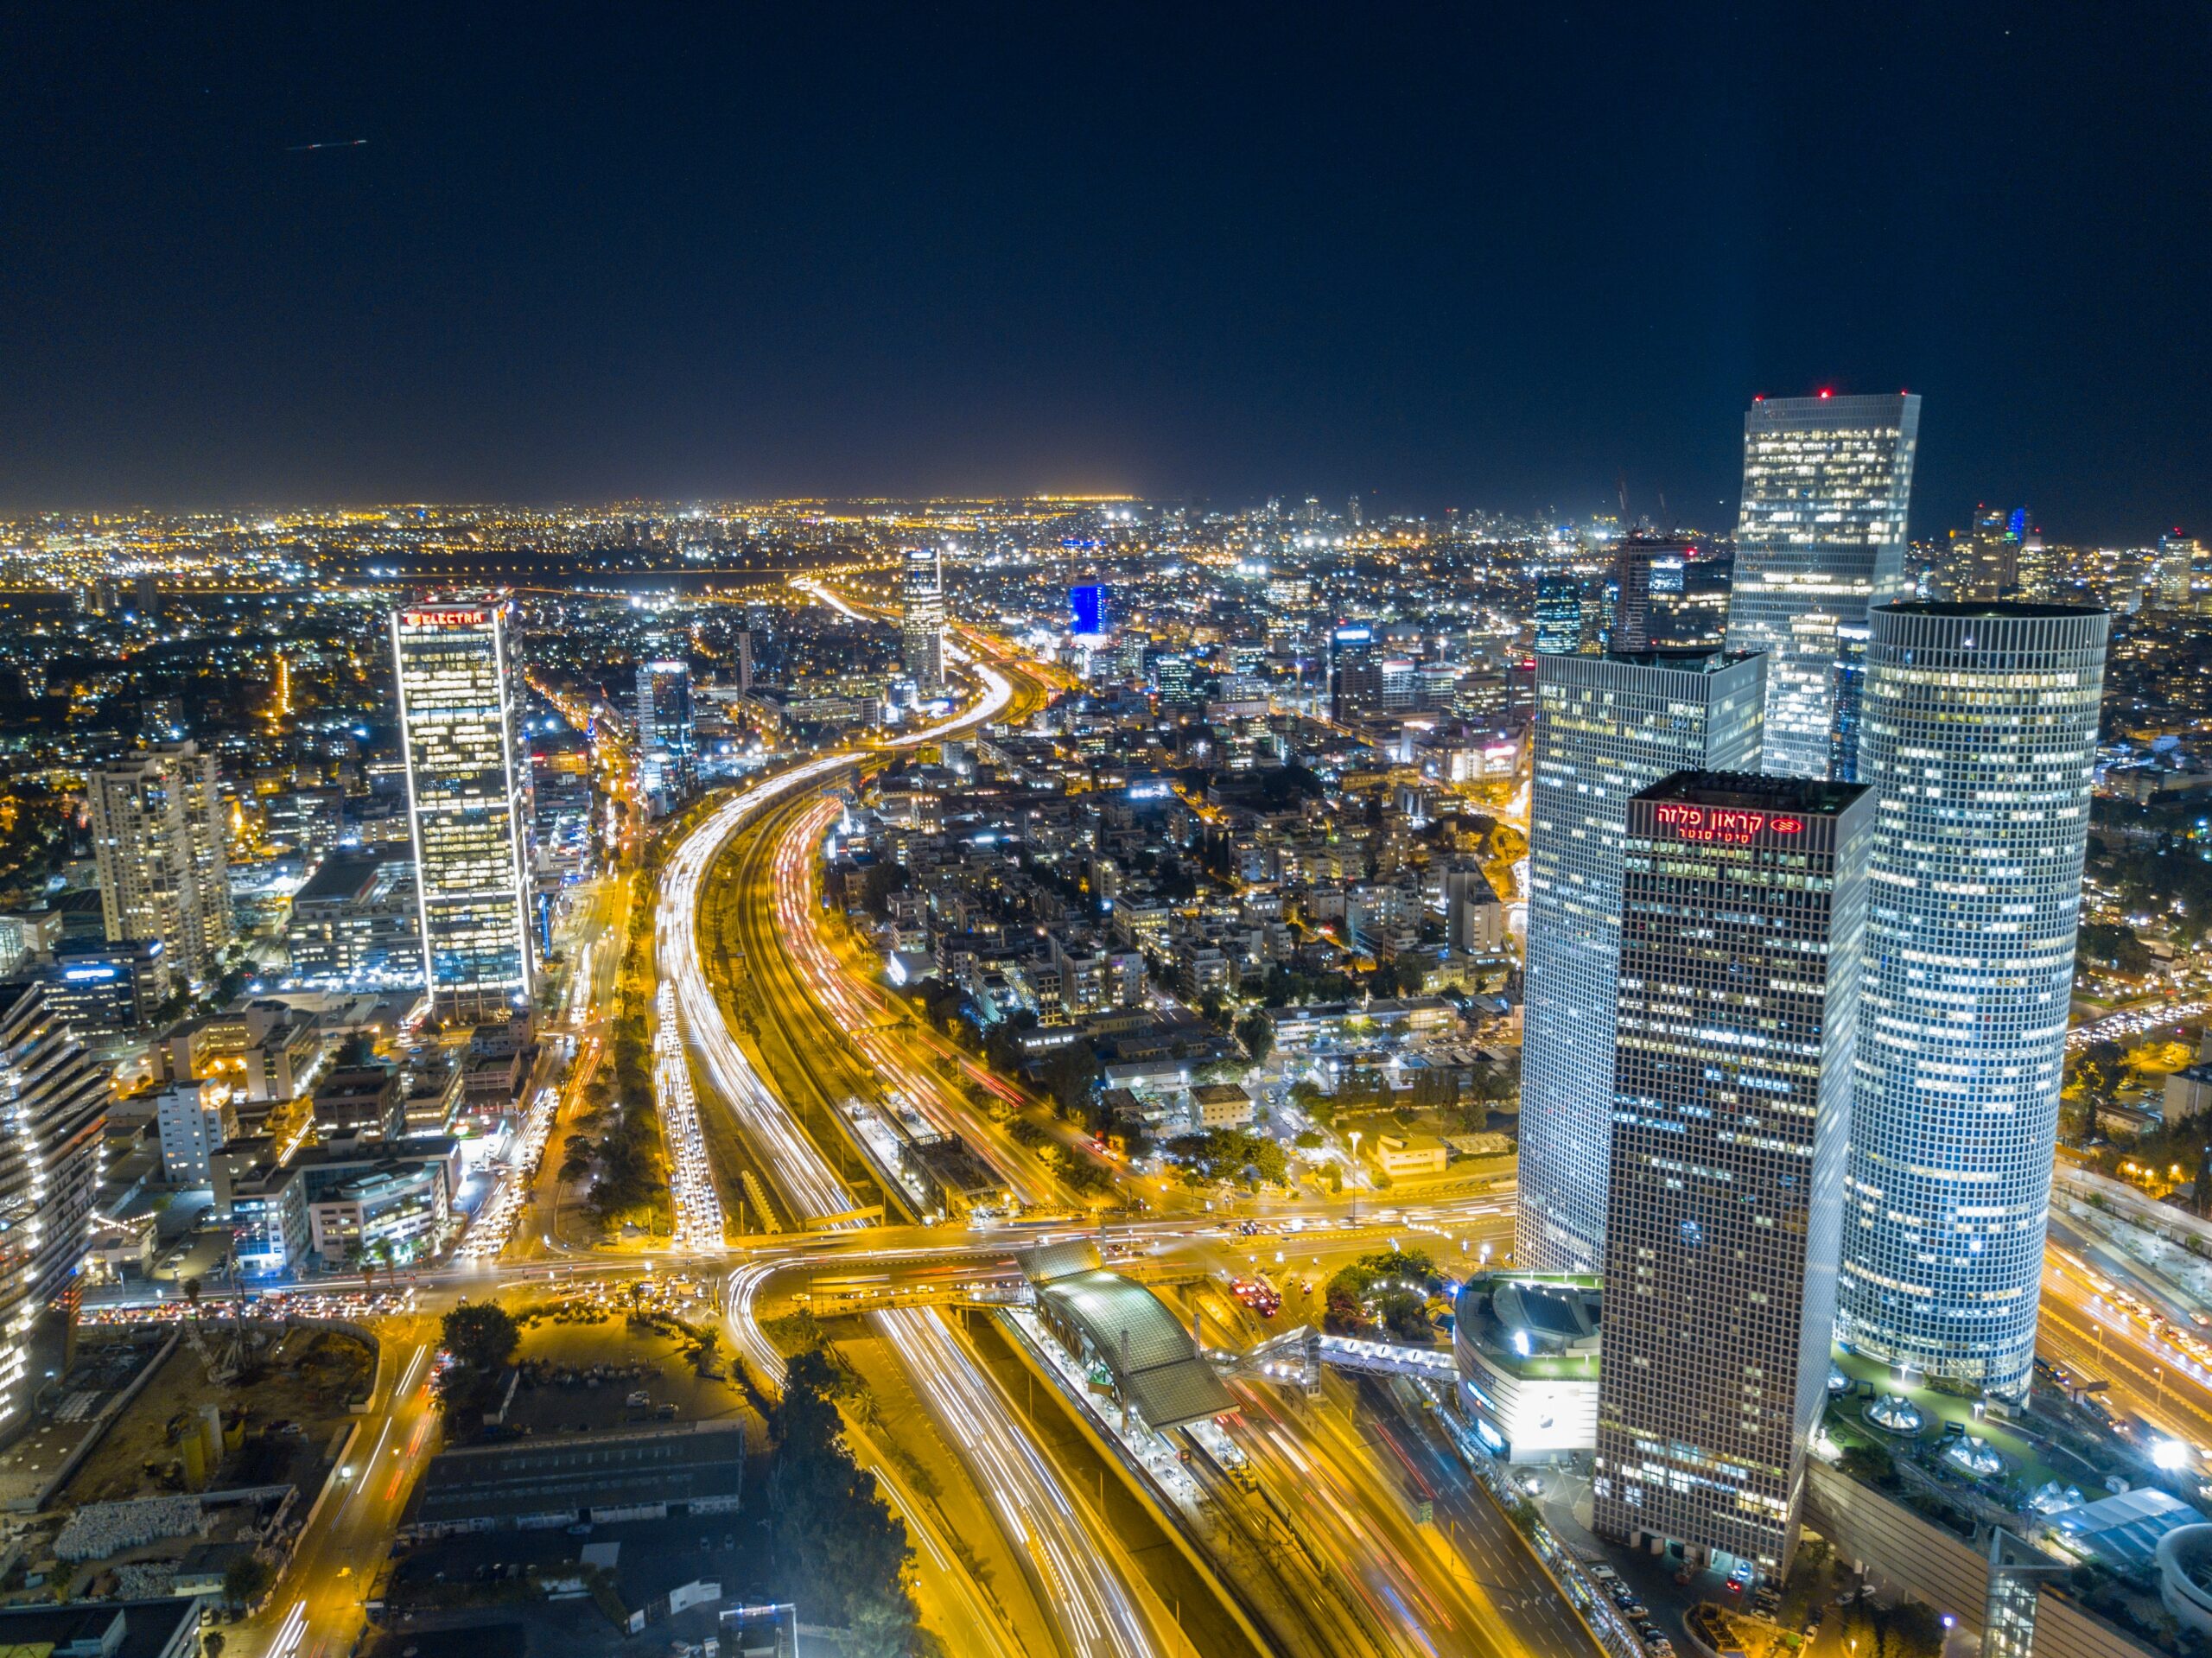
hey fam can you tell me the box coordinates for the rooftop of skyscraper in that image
[1878,600,2107,620]
[1636,770,1869,816]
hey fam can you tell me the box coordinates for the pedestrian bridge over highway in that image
[1238,1326,1458,1386]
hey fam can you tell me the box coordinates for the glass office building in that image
[635,657,696,807]
[1726,392,1921,780]
[391,601,536,1025]
[1838,602,2109,1397]
[901,546,947,696]
[1593,773,1872,1579]
[0,982,107,1430]
[1516,650,1768,1271]
[1535,574,1587,655]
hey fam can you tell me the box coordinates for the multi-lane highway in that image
[683,606,1592,1658]
[658,642,1185,1656]
[222,591,1558,1658]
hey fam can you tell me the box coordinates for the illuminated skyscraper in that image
[635,657,696,806]
[1594,773,1872,1579]
[1534,575,1586,655]
[1328,623,1381,721]
[1070,583,1109,637]
[0,981,107,1430]
[1609,535,1695,653]
[86,740,231,988]
[1940,505,2026,602]
[901,547,946,696]
[1838,602,2108,1398]
[1726,392,1921,779]
[1516,650,1767,1272]
[2157,530,2202,609]
[391,601,535,1024]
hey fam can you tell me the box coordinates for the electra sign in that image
[1653,802,1805,844]
[406,609,490,628]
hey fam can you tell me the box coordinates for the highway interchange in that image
[196,587,2212,1658]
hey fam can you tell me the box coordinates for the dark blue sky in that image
[7,4,2208,540]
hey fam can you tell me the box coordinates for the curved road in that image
[658,640,1178,1657]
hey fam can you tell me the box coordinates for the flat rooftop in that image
[1634,770,1868,816]
[401,1420,744,1534]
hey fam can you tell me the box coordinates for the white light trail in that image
[456,1081,563,1261]
[658,656,1162,1657]
[655,981,726,1251]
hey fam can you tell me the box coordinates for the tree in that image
[772,1352,918,1655]
[1235,1008,1274,1064]
[1837,1440,1897,1489]
[859,861,910,918]
[2069,1038,2126,1146]
[224,1553,274,1610]
[557,1136,598,1185]
[435,1300,521,1419]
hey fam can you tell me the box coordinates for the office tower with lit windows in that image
[1941,505,2027,602]
[0,981,108,1431]
[2158,530,2202,610]
[1593,772,1872,1579]
[1827,620,1869,782]
[1516,650,1768,1272]
[901,546,947,696]
[1609,535,1694,653]
[1837,602,2109,1398]
[1328,623,1381,721]
[1153,653,1198,711]
[1535,575,1586,654]
[635,657,696,805]
[1647,549,1733,652]
[1726,392,1921,780]
[391,601,536,1024]
[86,740,232,988]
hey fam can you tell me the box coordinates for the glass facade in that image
[1535,574,1586,655]
[0,984,107,1429]
[392,603,535,1024]
[1592,773,1872,1578]
[1516,650,1767,1271]
[1726,393,1921,780]
[902,546,946,694]
[1839,602,2109,1397]
[636,657,696,804]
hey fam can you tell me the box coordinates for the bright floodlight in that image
[2154,1439,2193,1471]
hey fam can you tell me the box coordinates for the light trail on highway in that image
[765,792,1059,1207]
[658,651,1171,1658]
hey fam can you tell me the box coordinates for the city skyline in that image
[7,10,2212,537]
[3,10,2209,1652]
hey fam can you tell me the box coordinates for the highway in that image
[658,645,1179,1656]
[220,591,1546,1658]
[698,625,1581,1658]
[245,1335,441,1658]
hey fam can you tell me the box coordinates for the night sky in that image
[8,5,2209,539]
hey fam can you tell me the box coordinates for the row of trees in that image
[772,1351,920,1657]
[571,880,673,1229]
[1162,1127,1288,1189]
